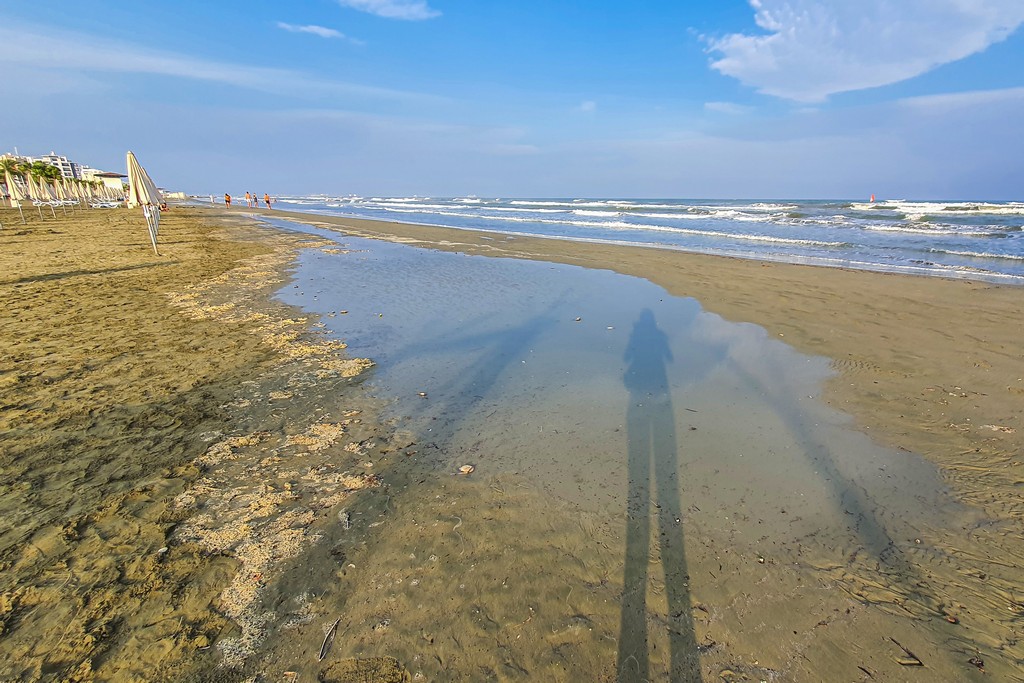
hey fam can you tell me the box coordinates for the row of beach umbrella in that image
[3,151,163,255]
[3,171,126,221]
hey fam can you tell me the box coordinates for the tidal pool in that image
[262,219,997,682]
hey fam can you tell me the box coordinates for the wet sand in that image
[251,207,1024,681]
[258,207,1024,521]
[2,203,1022,681]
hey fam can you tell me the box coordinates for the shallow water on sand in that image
[263,220,1011,681]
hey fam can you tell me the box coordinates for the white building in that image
[33,151,80,179]
[90,171,128,193]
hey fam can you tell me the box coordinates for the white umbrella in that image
[82,182,96,205]
[126,151,162,254]
[71,180,89,208]
[4,170,26,223]
[50,178,69,215]
[24,175,42,218]
[59,178,79,207]
[27,175,57,219]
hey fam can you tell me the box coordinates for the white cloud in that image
[578,100,597,113]
[709,0,1024,102]
[336,0,440,20]
[276,22,346,39]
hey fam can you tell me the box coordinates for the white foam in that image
[573,209,619,217]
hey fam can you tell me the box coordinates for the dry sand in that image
[0,205,383,680]
[2,203,1022,681]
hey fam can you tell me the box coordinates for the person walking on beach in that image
[244,191,252,207]
[224,193,231,206]
[264,193,272,209]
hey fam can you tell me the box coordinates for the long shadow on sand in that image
[617,309,703,683]
[725,356,945,618]
[0,261,171,286]
[381,304,560,456]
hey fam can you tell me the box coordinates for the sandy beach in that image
[1,203,1022,681]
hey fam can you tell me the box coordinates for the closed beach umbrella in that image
[51,178,69,215]
[126,151,162,254]
[27,175,57,219]
[72,180,89,207]
[38,176,55,201]
[4,169,26,223]
[24,176,42,218]
[25,175,40,200]
[59,178,78,207]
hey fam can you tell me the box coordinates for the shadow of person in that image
[617,309,703,683]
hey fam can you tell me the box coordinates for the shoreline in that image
[250,205,1023,518]
[243,196,1024,285]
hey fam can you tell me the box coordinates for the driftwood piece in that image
[318,618,341,662]
[889,637,924,666]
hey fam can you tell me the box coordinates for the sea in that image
[271,195,1024,284]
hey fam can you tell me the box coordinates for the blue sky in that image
[2,0,1023,199]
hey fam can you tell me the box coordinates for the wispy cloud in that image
[0,22,432,103]
[486,143,542,156]
[336,0,441,21]
[577,100,597,113]
[708,0,1024,102]
[897,85,1024,111]
[704,101,750,115]
[276,22,346,39]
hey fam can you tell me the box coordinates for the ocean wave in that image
[928,248,1024,261]
[509,200,575,207]
[851,200,1024,219]
[488,214,849,247]
[371,202,467,211]
[859,223,1007,237]
[573,209,619,217]
[750,202,800,210]
[487,206,563,214]
[279,199,324,205]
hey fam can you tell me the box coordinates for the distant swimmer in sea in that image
[264,193,272,209]
[224,193,231,206]
[245,191,252,207]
